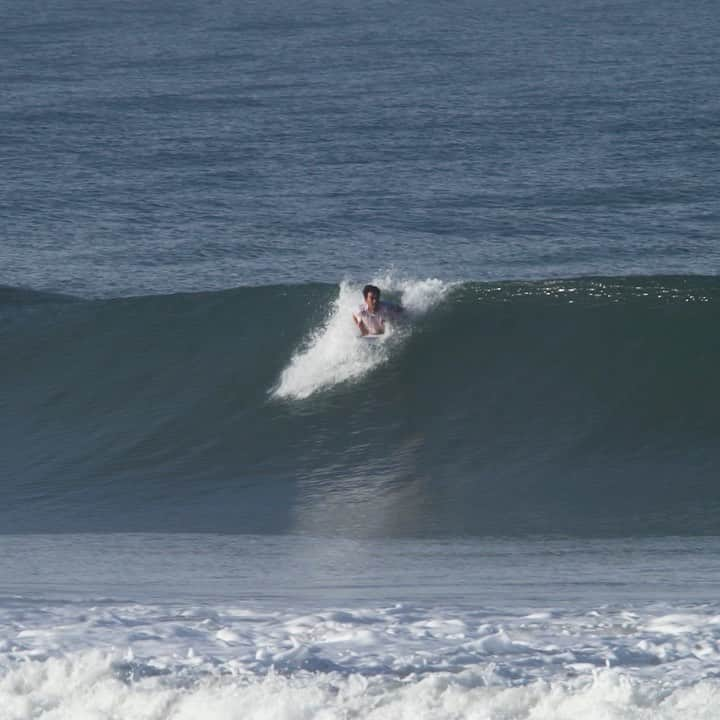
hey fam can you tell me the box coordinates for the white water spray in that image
[272,276,451,400]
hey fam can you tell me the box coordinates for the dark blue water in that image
[2,0,719,297]
[2,0,720,536]
[2,277,719,535]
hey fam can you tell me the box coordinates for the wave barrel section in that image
[2,276,719,536]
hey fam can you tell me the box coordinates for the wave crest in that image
[273,277,452,399]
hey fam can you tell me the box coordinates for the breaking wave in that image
[3,275,719,535]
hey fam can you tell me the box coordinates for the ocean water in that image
[2,0,720,717]
[4,535,720,719]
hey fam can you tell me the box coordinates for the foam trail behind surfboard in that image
[273,277,450,400]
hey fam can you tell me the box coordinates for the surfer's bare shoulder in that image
[352,284,405,336]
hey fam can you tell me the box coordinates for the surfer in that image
[352,284,402,336]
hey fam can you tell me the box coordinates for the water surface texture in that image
[2,0,720,717]
[2,0,719,296]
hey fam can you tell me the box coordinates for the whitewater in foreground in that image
[2,534,720,719]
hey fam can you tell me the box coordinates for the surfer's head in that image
[362,284,380,311]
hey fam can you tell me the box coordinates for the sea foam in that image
[3,535,720,719]
[2,647,719,720]
[4,594,720,719]
[273,276,450,400]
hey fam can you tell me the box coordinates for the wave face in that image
[3,276,720,536]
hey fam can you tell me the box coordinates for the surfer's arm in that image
[353,313,369,335]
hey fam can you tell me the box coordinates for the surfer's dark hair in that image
[363,284,380,299]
